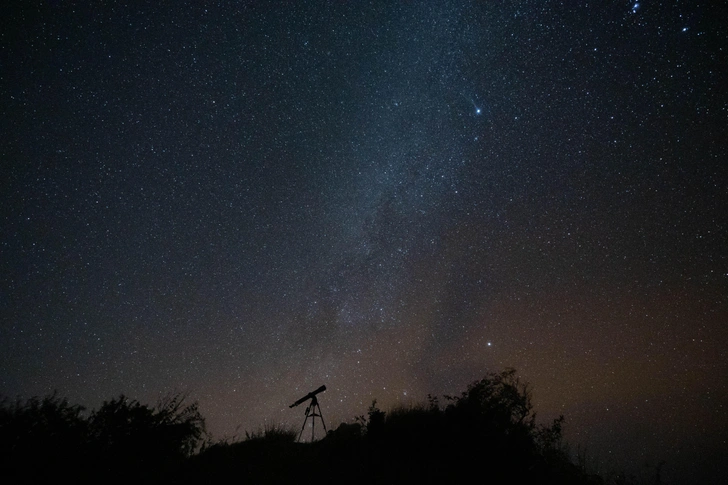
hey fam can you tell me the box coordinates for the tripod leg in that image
[298,417,306,442]
[316,402,328,434]
[298,404,311,442]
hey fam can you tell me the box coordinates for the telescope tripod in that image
[297,394,327,442]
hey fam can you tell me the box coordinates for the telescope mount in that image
[289,385,328,442]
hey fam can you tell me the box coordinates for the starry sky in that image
[1,1,727,483]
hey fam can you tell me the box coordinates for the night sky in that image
[2,1,727,483]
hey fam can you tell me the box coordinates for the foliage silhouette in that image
[1,370,609,484]
[88,392,206,481]
[183,368,603,485]
[0,393,88,483]
[244,423,298,443]
[0,391,205,485]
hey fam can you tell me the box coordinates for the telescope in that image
[289,385,327,441]
[289,385,326,408]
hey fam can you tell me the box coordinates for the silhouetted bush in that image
[0,371,605,484]
[0,393,88,483]
[182,368,602,485]
[87,393,205,481]
[0,391,205,484]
